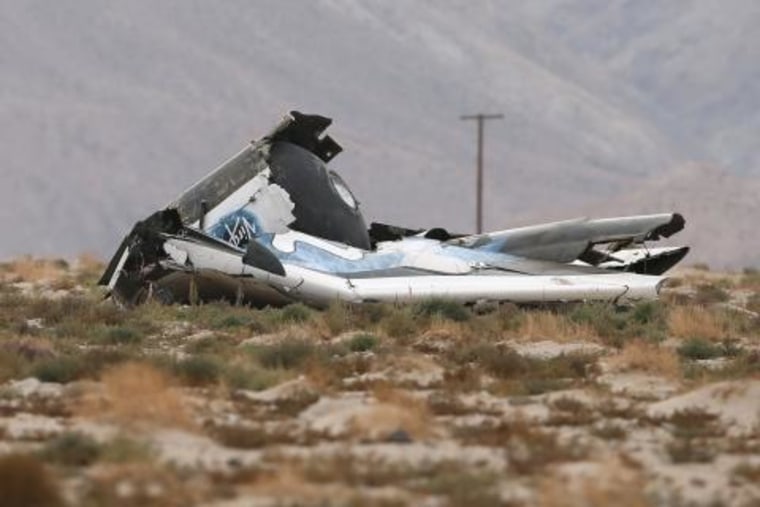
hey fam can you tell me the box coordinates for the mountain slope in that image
[510,0,760,175]
[0,0,755,268]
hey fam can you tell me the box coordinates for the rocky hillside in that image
[0,259,759,505]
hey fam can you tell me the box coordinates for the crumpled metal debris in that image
[100,111,688,307]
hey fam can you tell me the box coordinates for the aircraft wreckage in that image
[100,112,689,308]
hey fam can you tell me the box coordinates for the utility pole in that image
[460,113,503,233]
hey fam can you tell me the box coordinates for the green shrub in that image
[747,292,760,313]
[570,303,626,337]
[353,303,391,325]
[695,284,730,305]
[29,296,90,325]
[251,338,316,370]
[677,338,721,360]
[348,333,379,352]
[215,315,247,329]
[279,303,313,324]
[174,356,221,386]
[100,435,154,463]
[32,356,85,383]
[184,335,235,356]
[414,299,470,322]
[740,269,760,291]
[99,325,143,345]
[41,432,101,466]
[323,301,352,335]
[632,300,665,325]
[491,302,524,331]
[479,345,527,378]
[449,342,595,382]
[569,302,665,347]
[210,313,252,330]
[223,364,283,391]
[416,465,501,506]
[381,308,417,341]
[666,438,716,463]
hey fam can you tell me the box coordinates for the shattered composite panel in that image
[100,112,689,308]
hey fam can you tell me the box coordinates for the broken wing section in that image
[173,231,667,308]
[99,111,370,305]
[448,213,687,274]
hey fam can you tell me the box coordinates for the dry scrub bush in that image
[694,283,731,304]
[442,364,482,392]
[78,362,192,430]
[378,353,443,388]
[74,252,105,284]
[538,457,650,507]
[347,384,436,441]
[320,300,352,336]
[244,465,348,505]
[427,390,477,415]
[1,256,68,283]
[83,463,197,507]
[747,292,760,314]
[379,307,418,343]
[414,319,473,350]
[0,453,65,507]
[297,452,500,505]
[732,462,760,483]
[456,418,587,473]
[667,306,729,341]
[517,311,595,342]
[649,408,723,463]
[413,298,471,322]
[547,396,596,426]
[206,421,307,449]
[608,340,680,378]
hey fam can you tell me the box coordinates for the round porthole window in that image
[329,171,358,210]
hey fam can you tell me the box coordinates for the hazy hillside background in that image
[1,0,758,268]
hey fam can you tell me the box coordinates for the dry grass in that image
[667,306,729,341]
[74,252,106,281]
[415,319,472,347]
[347,384,436,441]
[379,353,443,388]
[538,456,651,507]
[455,417,587,473]
[608,340,680,378]
[83,463,199,507]
[77,362,192,430]
[732,462,760,483]
[1,256,69,283]
[3,265,758,505]
[0,453,65,507]
[243,465,357,505]
[516,311,596,342]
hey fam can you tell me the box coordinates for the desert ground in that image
[0,257,758,506]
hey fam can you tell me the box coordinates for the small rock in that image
[237,376,318,404]
[7,377,64,398]
[385,428,413,444]
[25,318,45,330]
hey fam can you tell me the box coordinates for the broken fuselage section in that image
[100,112,689,308]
